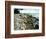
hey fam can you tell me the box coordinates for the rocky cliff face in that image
[14,13,39,30]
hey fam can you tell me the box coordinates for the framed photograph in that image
[5,1,45,38]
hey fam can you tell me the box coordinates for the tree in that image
[14,9,23,14]
[14,9,20,14]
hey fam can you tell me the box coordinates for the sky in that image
[19,9,39,13]
[19,9,39,17]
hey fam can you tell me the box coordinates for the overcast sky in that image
[19,9,39,13]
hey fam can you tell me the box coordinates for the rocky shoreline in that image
[14,13,39,30]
